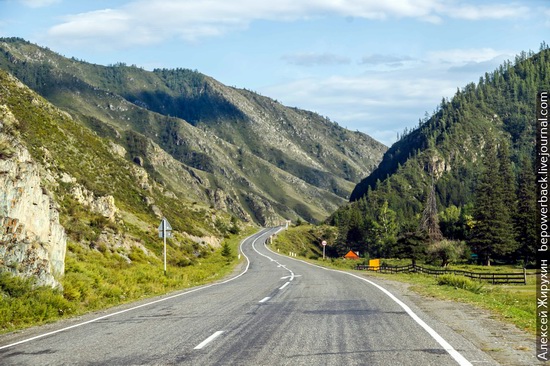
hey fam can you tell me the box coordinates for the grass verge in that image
[0,227,257,335]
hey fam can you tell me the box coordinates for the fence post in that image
[523,268,527,285]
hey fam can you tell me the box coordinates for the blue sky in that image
[1,0,548,146]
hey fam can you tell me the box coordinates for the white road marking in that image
[0,229,276,352]
[251,236,295,283]
[281,275,301,279]
[194,331,224,350]
[259,297,271,303]
[279,282,290,290]
[263,240,473,366]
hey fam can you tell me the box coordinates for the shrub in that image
[221,243,232,258]
[0,137,15,159]
[437,274,485,294]
[427,240,467,267]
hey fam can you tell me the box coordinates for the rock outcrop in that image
[0,118,66,287]
[70,183,118,221]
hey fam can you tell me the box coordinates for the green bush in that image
[437,274,485,294]
[0,272,71,332]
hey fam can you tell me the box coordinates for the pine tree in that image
[370,200,398,257]
[498,140,517,229]
[470,141,518,265]
[515,154,537,263]
[221,243,232,259]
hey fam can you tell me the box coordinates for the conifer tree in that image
[515,154,537,263]
[470,141,518,265]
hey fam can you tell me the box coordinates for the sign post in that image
[322,240,327,260]
[158,218,172,276]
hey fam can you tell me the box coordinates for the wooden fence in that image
[355,264,527,285]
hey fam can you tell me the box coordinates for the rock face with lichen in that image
[0,129,66,288]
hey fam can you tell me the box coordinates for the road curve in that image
[0,228,497,365]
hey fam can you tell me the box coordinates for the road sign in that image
[159,218,172,276]
[322,241,327,246]
[158,218,172,238]
[321,240,327,259]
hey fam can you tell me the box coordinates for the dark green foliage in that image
[393,228,427,266]
[515,154,537,263]
[221,243,232,258]
[470,141,518,265]
[128,68,248,125]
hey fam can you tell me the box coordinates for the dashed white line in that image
[263,239,473,366]
[194,331,224,350]
[259,297,271,303]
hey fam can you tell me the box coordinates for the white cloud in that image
[360,54,415,67]
[261,46,514,145]
[261,68,461,146]
[20,0,61,8]
[428,48,511,64]
[44,0,531,47]
[282,52,351,66]
[444,3,529,20]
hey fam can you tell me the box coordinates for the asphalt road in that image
[0,228,498,365]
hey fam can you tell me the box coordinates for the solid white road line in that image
[279,282,290,290]
[194,331,224,350]
[259,297,271,303]
[263,242,473,366]
[0,229,273,352]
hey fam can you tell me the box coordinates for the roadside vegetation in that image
[271,224,536,335]
[0,228,255,334]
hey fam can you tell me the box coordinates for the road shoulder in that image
[356,272,538,366]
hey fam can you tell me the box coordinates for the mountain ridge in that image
[0,37,386,225]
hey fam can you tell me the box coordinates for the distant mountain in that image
[0,37,386,225]
[330,46,548,263]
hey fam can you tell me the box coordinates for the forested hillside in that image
[330,45,548,266]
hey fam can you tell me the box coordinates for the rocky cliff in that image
[0,104,66,287]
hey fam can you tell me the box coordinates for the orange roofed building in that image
[344,250,360,260]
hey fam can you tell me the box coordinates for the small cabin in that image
[344,250,360,260]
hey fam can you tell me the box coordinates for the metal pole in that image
[323,244,325,260]
[163,219,167,276]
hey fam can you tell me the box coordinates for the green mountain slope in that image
[0,68,242,285]
[331,46,548,264]
[0,37,386,224]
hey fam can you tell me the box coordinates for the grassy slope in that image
[0,69,256,333]
[0,227,256,334]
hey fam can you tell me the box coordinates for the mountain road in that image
[0,228,498,365]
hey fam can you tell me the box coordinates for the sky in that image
[0,0,548,146]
